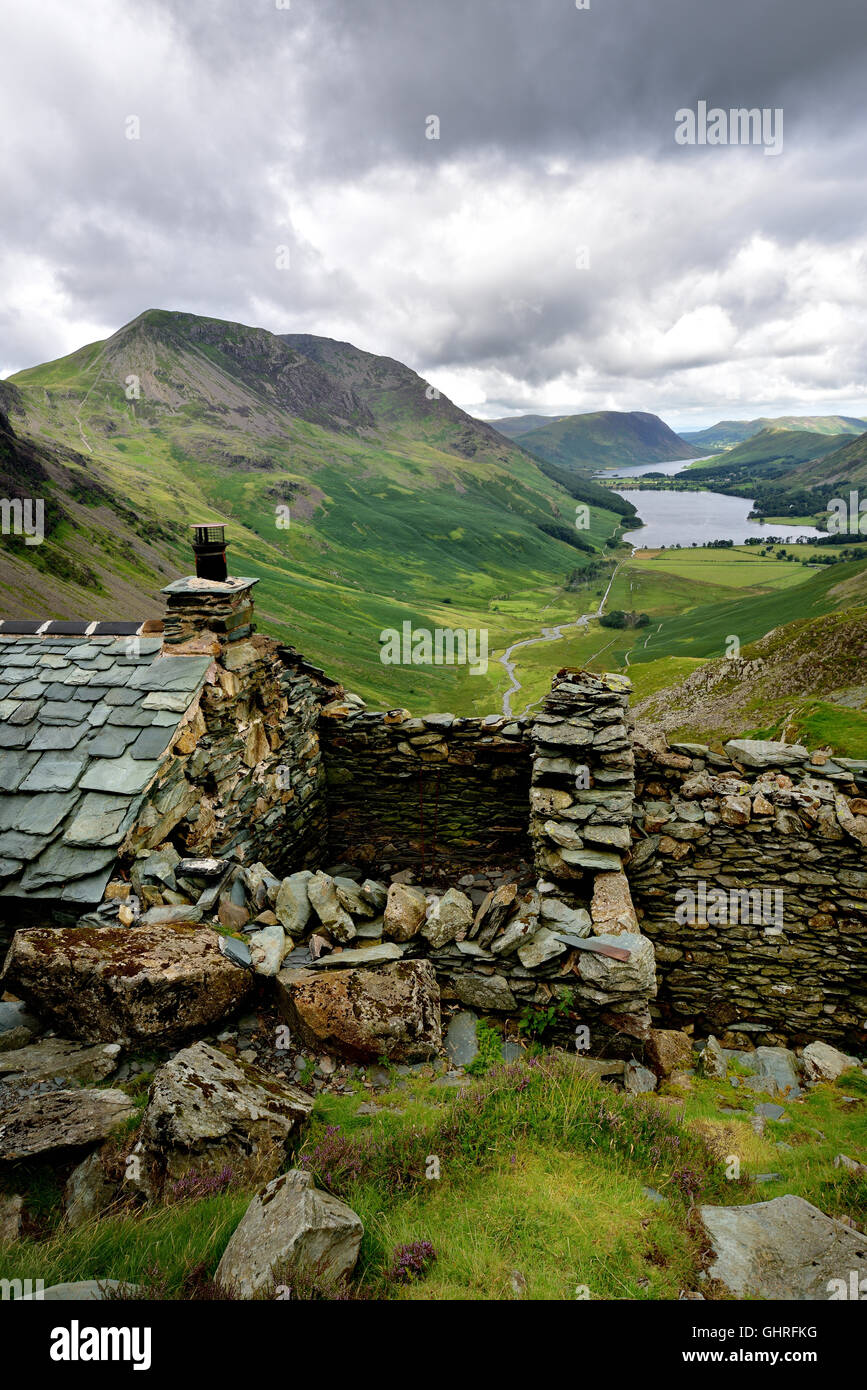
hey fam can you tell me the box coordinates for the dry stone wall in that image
[629,731,867,1050]
[318,707,533,878]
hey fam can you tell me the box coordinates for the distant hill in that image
[1,310,630,709]
[787,429,867,491]
[692,427,853,478]
[484,414,563,439]
[681,415,867,450]
[490,410,702,473]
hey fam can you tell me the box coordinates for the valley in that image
[2,310,866,753]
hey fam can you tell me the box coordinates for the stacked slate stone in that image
[319,707,533,876]
[630,733,867,1050]
[160,576,257,649]
[81,845,657,1058]
[121,641,332,880]
[529,668,634,887]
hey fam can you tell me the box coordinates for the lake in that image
[597,458,824,547]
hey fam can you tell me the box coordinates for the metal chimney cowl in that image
[190,523,228,582]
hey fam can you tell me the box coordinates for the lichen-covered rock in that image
[216,1170,363,1298]
[140,1041,313,1183]
[0,1038,121,1087]
[590,872,639,936]
[451,973,517,1012]
[698,1035,727,1079]
[63,1152,117,1229]
[274,871,313,936]
[0,1088,137,1162]
[306,872,356,942]
[645,1029,694,1079]
[802,1040,859,1084]
[248,922,287,977]
[421,888,474,948]
[0,925,253,1046]
[276,959,441,1062]
[574,933,657,1001]
[701,1194,867,1299]
[383,883,428,941]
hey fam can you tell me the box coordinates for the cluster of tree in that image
[538,521,595,552]
[535,458,638,519]
[599,609,650,629]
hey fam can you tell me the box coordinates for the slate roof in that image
[0,628,213,905]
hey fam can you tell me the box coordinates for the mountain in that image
[484,414,563,439]
[1,310,629,711]
[787,429,867,491]
[681,415,867,450]
[490,410,702,473]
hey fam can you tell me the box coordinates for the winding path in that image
[497,562,623,717]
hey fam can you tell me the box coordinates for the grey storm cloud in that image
[2,0,867,424]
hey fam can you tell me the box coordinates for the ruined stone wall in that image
[629,733,867,1050]
[318,708,534,878]
[121,642,332,879]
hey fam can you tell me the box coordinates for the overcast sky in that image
[2,0,867,429]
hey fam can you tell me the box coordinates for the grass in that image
[2,1051,863,1300]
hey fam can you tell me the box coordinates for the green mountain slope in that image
[699,427,853,473]
[498,410,702,473]
[2,310,628,712]
[632,566,867,753]
[483,414,563,439]
[681,415,867,449]
[787,429,867,490]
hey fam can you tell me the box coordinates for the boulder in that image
[471,884,519,945]
[64,1152,117,1228]
[216,1170,363,1298]
[0,1088,137,1162]
[306,872,355,942]
[451,973,517,1012]
[334,877,375,920]
[140,1041,313,1184]
[421,888,474,948]
[277,959,441,1062]
[266,872,304,931]
[701,1194,867,1299]
[698,1035,727,1080]
[0,1193,23,1242]
[0,1038,121,1087]
[517,927,566,969]
[742,1046,801,1098]
[574,933,657,1001]
[724,739,808,769]
[0,924,253,1046]
[539,899,592,937]
[248,923,286,977]
[645,1029,694,1079]
[624,1060,657,1094]
[590,872,639,936]
[383,883,428,941]
[802,1040,859,1084]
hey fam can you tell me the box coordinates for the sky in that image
[2,0,867,430]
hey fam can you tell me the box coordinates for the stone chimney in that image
[161,524,258,658]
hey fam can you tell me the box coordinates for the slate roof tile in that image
[79,752,162,795]
[19,751,88,793]
[0,630,209,904]
[40,700,95,724]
